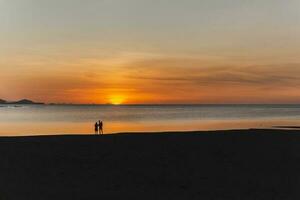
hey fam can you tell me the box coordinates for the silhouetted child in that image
[99,120,103,134]
[95,122,99,135]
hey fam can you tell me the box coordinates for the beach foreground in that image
[0,129,300,200]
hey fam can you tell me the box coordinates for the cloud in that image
[123,57,300,88]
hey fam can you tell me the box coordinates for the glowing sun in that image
[109,95,126,105]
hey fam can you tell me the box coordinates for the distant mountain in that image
[13,99,44,104]
[0,99,7,104]
[0,99,44,104]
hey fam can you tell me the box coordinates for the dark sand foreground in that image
[1,129,300,200]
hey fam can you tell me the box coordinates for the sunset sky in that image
[1,0,300,104]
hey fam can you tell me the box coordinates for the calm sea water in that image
[0,104,300,136]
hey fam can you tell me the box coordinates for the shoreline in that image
[0,128,300,138]
[0,129,300,199]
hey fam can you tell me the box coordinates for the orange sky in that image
[2,54,300,104]
[1,0,300,104]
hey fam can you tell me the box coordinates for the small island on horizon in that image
[0,99,44,105]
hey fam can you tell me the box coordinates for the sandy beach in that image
[0,129,300,200]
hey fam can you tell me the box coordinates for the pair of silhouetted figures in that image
[94,120,104,135]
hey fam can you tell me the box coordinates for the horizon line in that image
[35,103,300,106]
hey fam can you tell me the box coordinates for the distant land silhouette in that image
[0,99,44,105]
[0,99,6,104]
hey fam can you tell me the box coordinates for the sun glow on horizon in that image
[109,95,126,105]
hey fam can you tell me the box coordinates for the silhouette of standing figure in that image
[95,122,99,135]
[99,120,103,134]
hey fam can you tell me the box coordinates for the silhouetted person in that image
[94,122,99,135]
[99,120,103,134]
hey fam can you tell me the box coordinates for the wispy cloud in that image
[124,57,300,87]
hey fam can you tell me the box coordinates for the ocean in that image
[0,104,300,136]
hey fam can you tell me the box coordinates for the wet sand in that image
[0,129,300,200]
